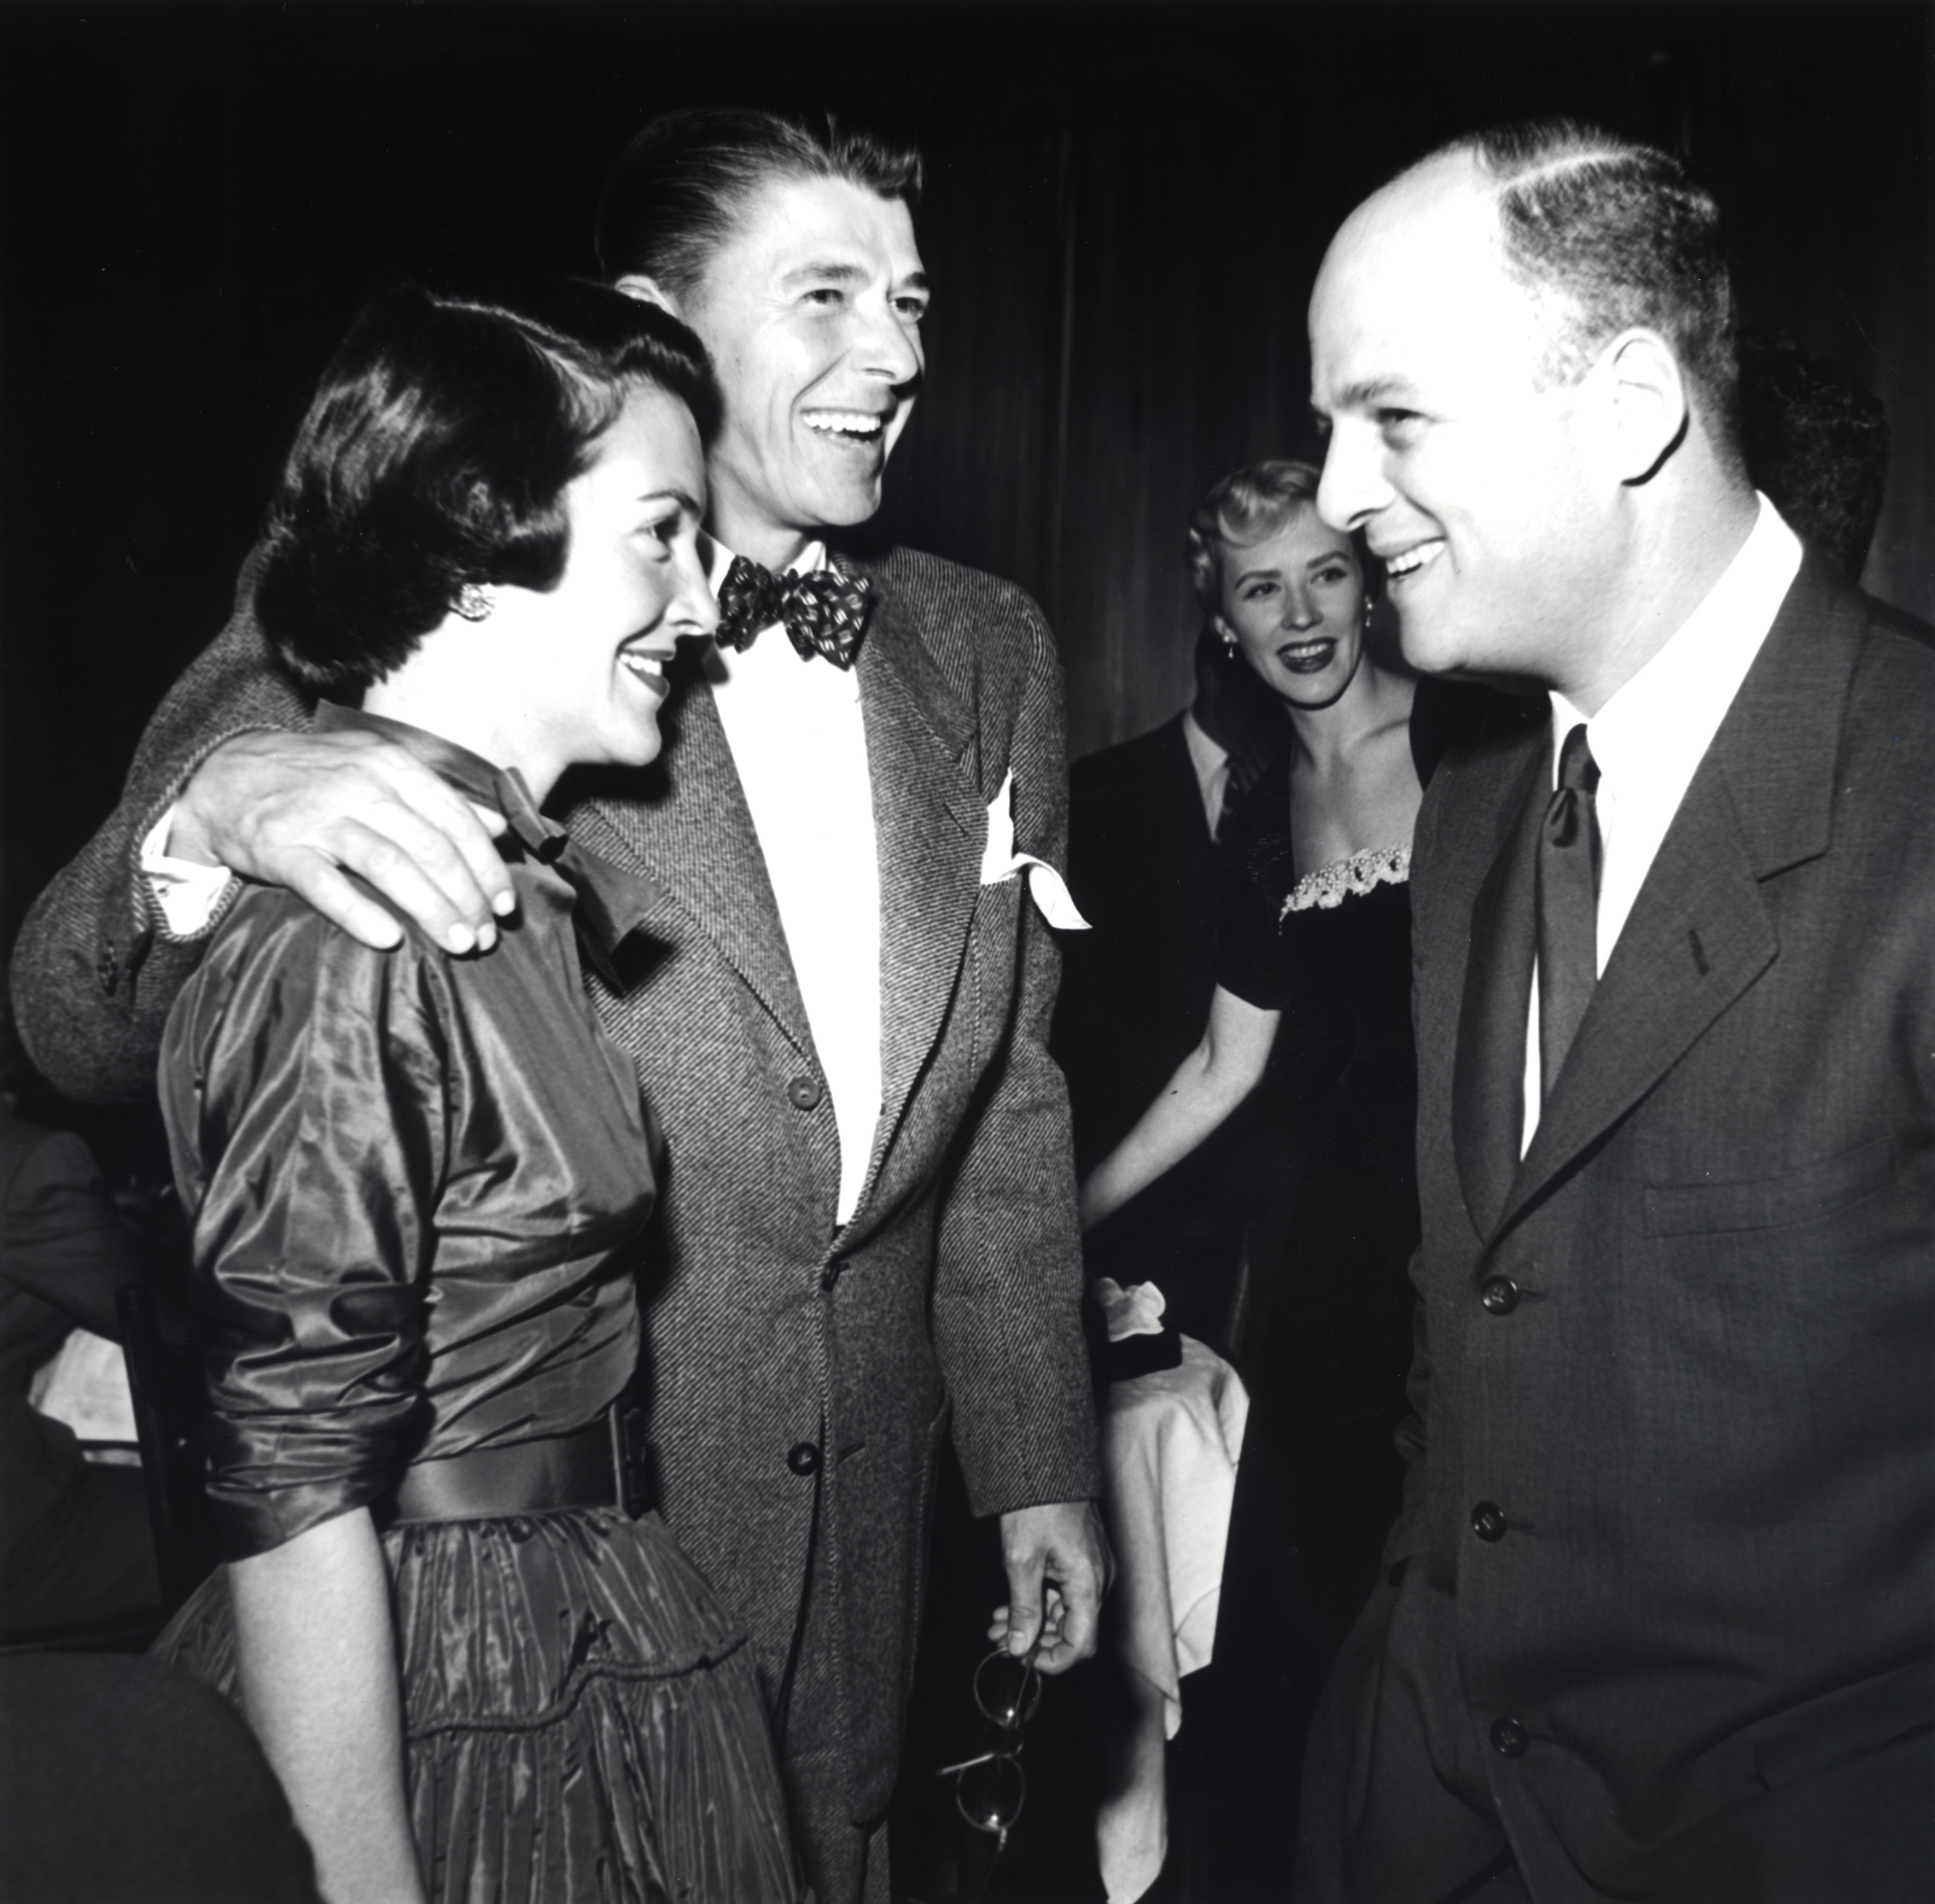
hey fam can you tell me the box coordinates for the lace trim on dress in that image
[1280,844,1411,918]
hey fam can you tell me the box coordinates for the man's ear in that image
[615,272,681,319]
[1586,329,1689,486]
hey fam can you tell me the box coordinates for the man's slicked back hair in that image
[1431,120,1743,464]
[596,107,924,300]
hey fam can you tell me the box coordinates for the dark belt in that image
[387,1399,651,1525]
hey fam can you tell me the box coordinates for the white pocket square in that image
[1093,1275,1167,1342]
[979,771,1089,930]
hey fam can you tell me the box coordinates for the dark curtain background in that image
[3,0,1930,964]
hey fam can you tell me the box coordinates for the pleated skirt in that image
[155,1507,806,1904]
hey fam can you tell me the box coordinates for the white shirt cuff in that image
[140,803,239,939]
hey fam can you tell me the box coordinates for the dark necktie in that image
[1536,723,1603,1104]
[714,555,871,669]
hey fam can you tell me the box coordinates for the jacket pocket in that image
[1752,1655,1935,1790]
[1643,1136,1896,1237]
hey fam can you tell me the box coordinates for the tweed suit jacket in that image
[1297,556,1935,1903]
[12,540,1101,1825]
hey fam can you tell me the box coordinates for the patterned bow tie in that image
[714,556,871,668]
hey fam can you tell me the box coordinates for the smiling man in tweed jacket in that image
[13,108,1105,1904]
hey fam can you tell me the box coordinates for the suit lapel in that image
[1451,736,1547,1241]
[1159,714,1219,860]
[569,648,814,1056]
[1502,774,1776,1228]
[568,556,992,1216]
[1491,556,1854,1237]
[850,565,988,1191]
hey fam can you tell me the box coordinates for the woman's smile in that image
[618,642,673,705]
[1276,636,1339,674]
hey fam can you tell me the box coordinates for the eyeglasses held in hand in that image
[936,1644,1044,1857]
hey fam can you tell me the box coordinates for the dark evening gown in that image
[152,707,803,1904]
[1201,679,1536,1900]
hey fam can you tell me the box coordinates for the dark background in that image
[3,0,1931,973]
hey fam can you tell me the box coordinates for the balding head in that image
[1308,125,1757,707]
[1446,123,1740,450]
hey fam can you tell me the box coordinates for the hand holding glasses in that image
[935,1641,1044,1858]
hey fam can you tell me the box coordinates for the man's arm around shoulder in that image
[13,554,306,1099]
[11,551,511,1103]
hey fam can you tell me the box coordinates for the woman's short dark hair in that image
[1186,458,1378,613]
[255,281,718,699]
[595,107,924,300]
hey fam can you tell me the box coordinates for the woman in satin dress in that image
[153,283,804,1904]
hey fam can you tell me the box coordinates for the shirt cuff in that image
[140,803,241,941]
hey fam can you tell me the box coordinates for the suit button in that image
[787,1074,823,1110]
[1479,1276,1520,1315]
[1490,1717,1530,1758]
[1472,1501,1509,1542]
[95,945,119,997]
[787,1441,822,1476]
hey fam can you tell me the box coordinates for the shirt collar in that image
[312,702,660,976]
[1180,707,1229,777]
[1550,492,1804,788]
[1180,708,1232,830]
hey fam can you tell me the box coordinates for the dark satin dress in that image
[1202,680,1536,1899]
[152,709,803,1904]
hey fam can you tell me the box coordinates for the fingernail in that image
[492,889,516,917]
[475,923,497,952]
[446,923,475,954]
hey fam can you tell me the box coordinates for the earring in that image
[1217,621,1239,654]
[454,582,495,623]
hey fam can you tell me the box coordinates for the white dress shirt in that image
[705,537,883,1224]
[141,806,238,938]
[1180,709,1231,836]
[1521,495,1803,1153]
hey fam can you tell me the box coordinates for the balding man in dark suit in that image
[1298,120,1933,1902]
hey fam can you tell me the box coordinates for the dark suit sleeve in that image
[10,548,311,1103]
[931,593,1103,1519]
[0,1123,152,1554]
[1379,756,1448,1570]
[1050,749,1129,1169]
[1380,1247,1432,1569]
[0,1125,150,1342]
